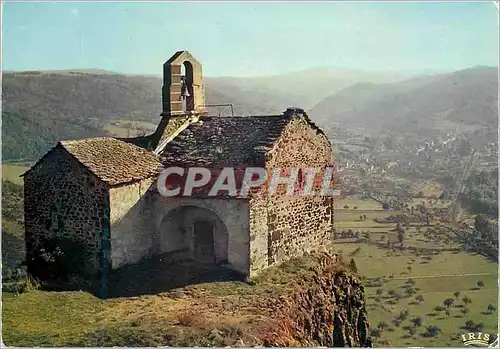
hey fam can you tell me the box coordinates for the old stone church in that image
[23,51,335,282]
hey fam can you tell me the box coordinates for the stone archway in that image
[158,205,228,265]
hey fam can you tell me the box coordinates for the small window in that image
[295,168,304,195]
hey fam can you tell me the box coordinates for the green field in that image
[2,163,31,185]
[411,180,444,198]
[335,243,498,347]
[103,119,157,138]
[333,190,498,347]
[335,196,383,210]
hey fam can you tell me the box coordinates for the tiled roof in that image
[159,112,294,167]
[60,137,163,186]
[25,108,327,187]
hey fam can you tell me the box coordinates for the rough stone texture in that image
[23,146,109,274]
[109,178,156,269]
[263,253,372,347]
[249,113,334,276]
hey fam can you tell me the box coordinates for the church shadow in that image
[106,253,245,298]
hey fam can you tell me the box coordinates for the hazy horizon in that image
[3,2,498,77]
[3,64,497,80]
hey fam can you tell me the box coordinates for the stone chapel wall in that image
[109,178,156,269]
[249,116,334,277]
[24,147,108,274]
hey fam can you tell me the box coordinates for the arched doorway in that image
[158,205,228,265]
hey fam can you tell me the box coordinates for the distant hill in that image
[210,67,417,109]
[309,66,498,140]
[1,71,163,160]
[2,67,416,161]
[2,66,495,161]
[1,71,289,160]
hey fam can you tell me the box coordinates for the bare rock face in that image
[262,252,372,347]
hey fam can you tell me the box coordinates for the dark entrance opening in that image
[193,220,216,264]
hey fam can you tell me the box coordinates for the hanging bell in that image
[181,84,191,99]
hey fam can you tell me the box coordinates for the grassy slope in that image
[2,254,334,347]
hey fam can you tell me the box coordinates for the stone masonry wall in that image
[24,146,108,274]
[249,115,334,276]
[109,178,156,269]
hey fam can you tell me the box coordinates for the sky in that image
[2,1,499,77]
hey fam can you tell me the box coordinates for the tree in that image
[453,291,461,300]
[464,320,475,330]
[475,214,494,235]
[377,321,389,331]
[376,289,384,296]
[404,287,415,298]
[343,204,350,209]
[487,304,496,314]
[399,309,409,321]
[461,308,470,316]
[408,327,416,336]
[382,202,390,210]
[397,229,405,248]
[415,295,424,303]
[477,280,485,288]
[411,316,422,328]
[370,328,381,338]
[349,258,358,273]
[444,298,454,308]
[462,296,472,305]
[425,325,441,338]
[354,206,358,210]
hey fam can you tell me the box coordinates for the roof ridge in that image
[60,136,118,144]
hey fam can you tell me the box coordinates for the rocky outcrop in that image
[262,252,372,347]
